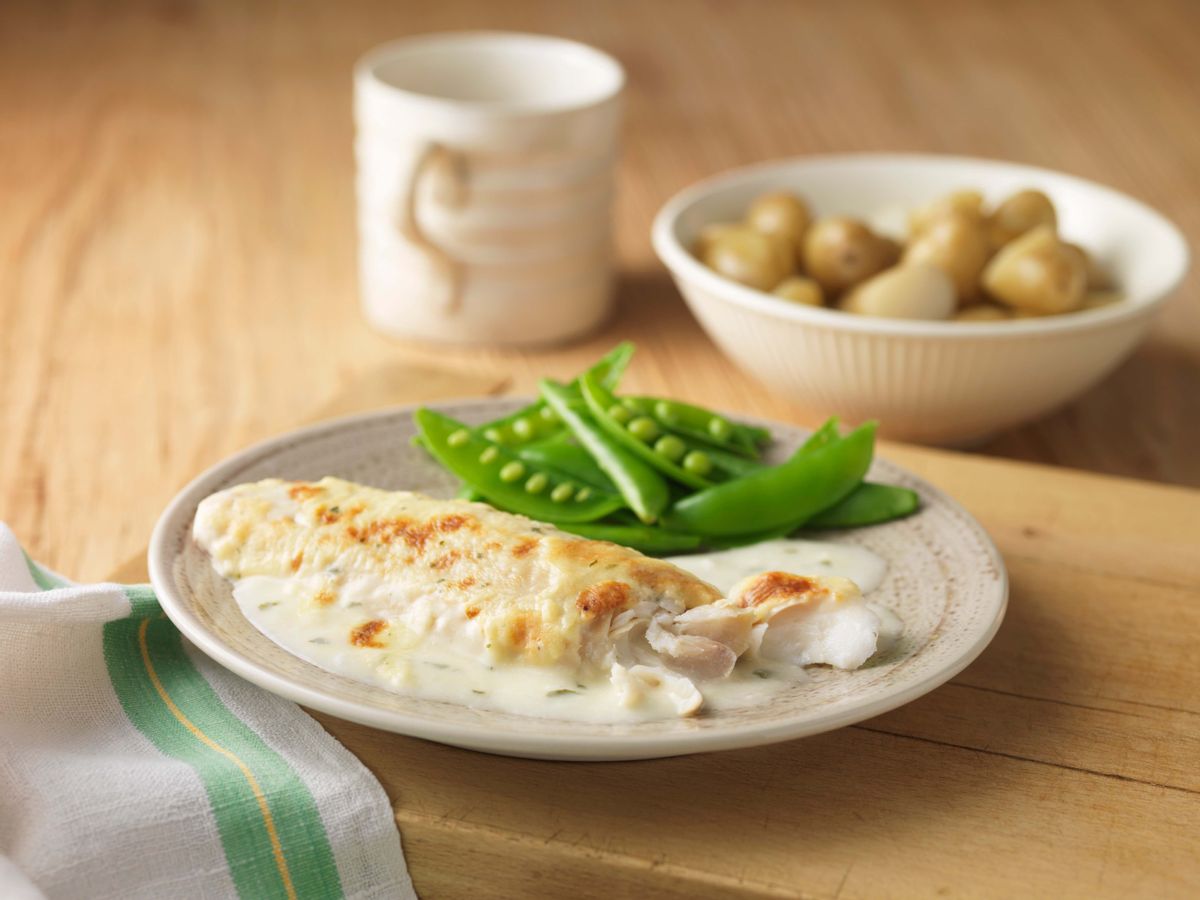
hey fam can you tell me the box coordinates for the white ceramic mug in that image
[354,32,625,345]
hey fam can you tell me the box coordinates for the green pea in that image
[499,461,526,483]
[447,429,470,448]
[653,435,687,462]
[483,427,504,443]
[416,406,626,525]
[511,417,535,442]
[538,406,558,424]
[708,417,733,441]
[682,450,713,476]
[551,483,576,503]
[627,416,660,443]
[622,397,651,414]
[575,487,593,502]
[654,400,679,425]
[607,403,633,425]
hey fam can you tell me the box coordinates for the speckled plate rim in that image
[149,400,1008,761]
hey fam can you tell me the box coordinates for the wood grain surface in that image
[4,0,1200,897]
[3,0,1199,579]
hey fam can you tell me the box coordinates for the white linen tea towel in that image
[0,524,416,899]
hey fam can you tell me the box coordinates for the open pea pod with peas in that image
[413,342,921,555]
[664,421,879,537]
[514,433,616,492]
[414,407,626,523]
[538,379,670,525]
[579,373,721,490]
[621,395,770,458]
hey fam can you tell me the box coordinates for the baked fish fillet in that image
[194,477,880,716]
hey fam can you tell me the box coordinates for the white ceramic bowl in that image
[652,154,1189,445]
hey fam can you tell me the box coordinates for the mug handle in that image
[394,142,468,315]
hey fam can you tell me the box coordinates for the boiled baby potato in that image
[981,224,1086,314]
[909,189,985,235]
[988,189,1058,248]
[903,213,991,303]
[702,225,794,291]
[802,217,898,295]
[772,275,824,307]
[954,303,1012,322]
[693,222,742,259]
[840,263,956,320]
[746,191,811,254]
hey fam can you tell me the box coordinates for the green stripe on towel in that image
[103,613,343,899]
[104,603,343,900]
[22,559,343,899]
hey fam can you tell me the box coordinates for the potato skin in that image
[746,192,812,254]
[988,189,1058,249]
[903,213,991,304]
[692,222,742,260]
[772,276,824,307]
[702,225,795,291]
[840,263,956,320]
[802,217,898,295]
[981,225,1086,314]
[909,189,985,236]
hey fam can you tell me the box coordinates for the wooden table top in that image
[4,0,1199,897]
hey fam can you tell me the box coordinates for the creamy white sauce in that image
[234,574,690,722]
[233,538,899,722]
[665,538,888,595]
[667,539,902,659]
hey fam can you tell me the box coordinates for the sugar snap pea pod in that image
[539,379,669,525]
[580,373,715,490]
[516,439,615,492]
[704,416,837,481]
[704,446,766,479]
[650,395,769,453]
[798,416,840,454]
[706,481,918,547]
[663,422,877,536]
[471,342,636,446]
[552,521,704,555]
[682,417,842,542]
[742,424,772,446]
[626,395,769,457]
[415,408,625,523]
[805,482,920,528]
[710,482,916,547]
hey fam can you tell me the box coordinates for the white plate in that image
[149,400,1007,760]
